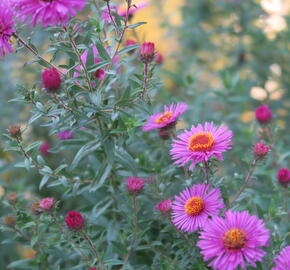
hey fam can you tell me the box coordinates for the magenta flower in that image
[197,210,270,270]
[39,197,54,211]
[255,104,272,124]
[155,199,172,215]
[277,168,290,187]
[125,177,145,195]
[39,142,51,156]
[57,130,74,140]
[253,142,270,159]
[171,184,224,233]
[101,5,117,24]
[0,1,16,57]
[12,0,88,27]
[139,42,155,64]
[155,52,164,64]
[170,122,233,170]
[272,246,290,270]
[42,68,61,93]
[142,103,188,132]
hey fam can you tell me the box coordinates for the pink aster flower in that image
[197,210,270,270]
[39,197,54,211]
[170,122,233,170]
[255,104,272,124]
[155,198,172,215]
[272,246,290,270]
[39,142,51,156]
[0,1,16,57]
[12,0,88,27]
[253,142,270,159]
[125,177,145,195]
[57,130,74,140]
[171,184,224,233]
[142,103,188,132]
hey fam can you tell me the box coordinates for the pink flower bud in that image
[155,52,164,64]
[57,130,74,140]
[139,42,155,64]
[155,199,172,215]
[42,68,61,93]
[39,142,51,156]
[65,211,84,231]
[277,168,290,187]
[8,124,21,138]
[255,105,272,124]
[253,142,270,158]
[39,197,54,211]
[125,177,145,195]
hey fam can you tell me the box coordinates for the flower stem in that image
[82,231,106,270]
[106,0,119,34]
[203,161,210,184]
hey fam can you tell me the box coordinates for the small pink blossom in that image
[39,142,51,156]
[277,168,290,187]
[125,177,145,195]
[155,52,164,64]
[255,104,272,124]
[42,68,61,93]
[39,197,54,211]
[140,42,155,64]
[253,142,270,158]
[57,130,74,140]
[155,199,172,215]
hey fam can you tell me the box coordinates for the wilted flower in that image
[65,211,84,231]
[31,201,42,215]
[139,42,155,64]
[277,168,290,187]
[3,215,16,227]
[0,1,16,57]
[155,199,172,216]
[253,142,270,159]
[12,0,88,27]
[125,177,145,195]
[39,197,54,211]
[39,142,51,156]
[170,122,233,170]
[155,52,164,64]
[272,245,290,270]
[171,184,224,233]
[255,104,272,124]
[197,210,270,270]
[6,193,17,204]
[42,68,61,93]
[8,125,21,138]
[57,130,74,140]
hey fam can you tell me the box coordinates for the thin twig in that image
[203,161,210,184]
[106,0,119,34]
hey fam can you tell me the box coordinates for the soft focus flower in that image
[3,215,16,227]
[8,124,21,138]
[170,122,233,170]
[13,0,88,27]
[89,268,97,270]
[125,177,145,195]
[39,197,54,211]
[125,39,137,46]
[255,104,272,124]
[57,130,74,140]
[277,168,290,187]
[118,2,148,17]
[155,52,164,64]
[65,210,84,231]
[253,142,270,158]
[31,201,42,215]
[155,199,172,215]
[0,1,16,57]
[197,210,270,270]
[139,42,155,64]
[142,103,188,132]
[42,68,61,93]
[171,184,224,233]
[6,193,17,204]
[39,142,51,156]
[272,246,290,270]
[101,5,117,24]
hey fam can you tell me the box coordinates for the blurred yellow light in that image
[240,111,255,123]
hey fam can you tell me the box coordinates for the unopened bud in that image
[139,42,155,64]
[6,193,17,204]
[8,125,21,138]
[253,142,270,159]
[3,215,16,227]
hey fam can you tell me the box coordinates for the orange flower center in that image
[155,111,173,124]
[223,228,247,250]
[188,132,214,152]
[184,196,205,216]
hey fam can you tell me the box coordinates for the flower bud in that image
[155,52,164,64]
[42,68,61,93]
[158,129,170,140]
[65,211,84,231]
[253,142,270,159]
[6,193,17,204]
[31,202,42,215]
[39,142,51,156]
[3,215,16,227]
[255,105,272,124]
[8,124,21,138]
[39,197,54,211]
[155,199,172,216]
[139,42,155,64]
[277,168,290,187]
[125,177,145,195]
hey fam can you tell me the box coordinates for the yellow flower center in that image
[155,111,173,124]
[188,132,214,152]
[223,228,247,250]
[184,196,205,216]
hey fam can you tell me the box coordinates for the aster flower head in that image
[255,104,272,124]
[155,199,172,216]
[139,42,155,64]
[65,210,84,231]
[272,246,290,270]
[197,210,270,270]
[277,168,290,187]
[39,197,54,211]
[0,1,16,57]
[253,142,270,159]
[171,184,224,233]
[142,103,188,132]
[42,68,61,93]
[13,0,88,27]
[125,177,145,195]
[170,122,233,170]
